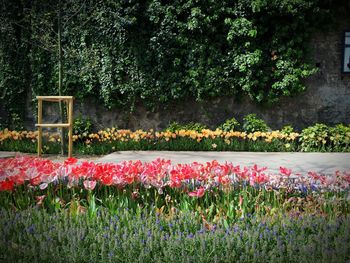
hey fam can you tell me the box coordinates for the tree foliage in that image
[0,0,334,125]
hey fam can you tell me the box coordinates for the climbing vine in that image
[0,0,337,126]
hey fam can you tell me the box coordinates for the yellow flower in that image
[285,143,291,148]
[212,143,217,149]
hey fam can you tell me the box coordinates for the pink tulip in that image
[280,166,292,176]
[188,187,205,198]
[83,180,96,190]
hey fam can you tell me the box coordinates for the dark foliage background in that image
[0,0,341,128]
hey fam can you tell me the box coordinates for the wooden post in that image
[68,99,73,157]
[35,96,74,158]
[37,98,43,156]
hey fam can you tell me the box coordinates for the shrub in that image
[242,114,269,133]
[73,116,94,136]
[9,113,24,131]
[329,124,350,152]
[165,122,207,132]
[300,123,330,151]
[281,125,295,135]
[218,117,241,131]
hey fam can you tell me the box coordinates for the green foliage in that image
[242,114,269,133]
[164,122,183,133]
[281,125,295,135]
[73,116,93,136]
[301,123,350,152]
[0,0,333,121]
[329,124,350,152]
[8,113,24,131]
[184,122,208,132]
[218,117,241,131]
[165,121,207,132]
[300,123,330,151]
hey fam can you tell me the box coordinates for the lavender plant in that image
[0,208,349,263]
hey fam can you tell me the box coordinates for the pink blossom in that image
[83,180,96,190]
[188,187,205,198]
[280,166,292,176]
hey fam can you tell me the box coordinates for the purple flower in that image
[26,224,36,234]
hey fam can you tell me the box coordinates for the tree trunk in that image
[58,0,65,155]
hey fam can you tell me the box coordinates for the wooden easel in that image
[36,96,74,157]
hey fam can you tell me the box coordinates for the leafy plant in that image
[73,116,93,136]
[242,114,269,133]
[281,125,295,135]
[329,124,350,152]
[218,117,241,131]
[165,122,207,132]
[300,123,330,152]
[9,112,24,131]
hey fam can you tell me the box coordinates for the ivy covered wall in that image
[0,0,348,129]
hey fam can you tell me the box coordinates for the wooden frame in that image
[36,96,74,157]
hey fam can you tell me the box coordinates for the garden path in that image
[97,151,350,174]
[1,151,349,174]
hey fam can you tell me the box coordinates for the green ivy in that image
[0,0,336,126]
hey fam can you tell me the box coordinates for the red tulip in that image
[64,157,78,166]
[0,180,14,191]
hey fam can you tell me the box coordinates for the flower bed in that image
[1,156,349,220]
[0,128,300,153]
[1,156,349,262]
[1,124,350,154]
[1,208,349,263]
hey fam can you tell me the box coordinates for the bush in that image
[9,113,24,131]
[300,123,330,151]
[281,125,295,135]
[165,122,207,132]
[329,124,350,152]
[242,114,269,133]
[218,117,240,131]
[73,116,93,136]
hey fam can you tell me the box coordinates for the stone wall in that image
[23,20,350,132]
